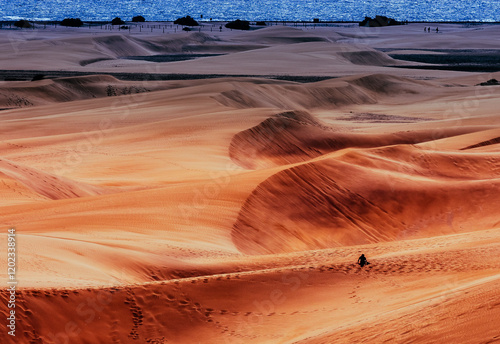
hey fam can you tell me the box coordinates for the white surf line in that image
[287,271,500,344]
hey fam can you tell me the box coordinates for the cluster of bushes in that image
[359,15,402,27]
[225,19,250,30]
[31,74,45,81]
[132,15,145,22]
[13,15,263,32]
[111,16,145,24]
[14,20,32,28]
[61,18,83,27]
[111,17,125,25]
[174,16,199,26]
[477,78,500,86]
[13,15,151,30]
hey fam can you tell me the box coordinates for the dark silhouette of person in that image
[436,27,439,33]
[427,27,430,33]
[357,254,369,267]
[424,26,426,32]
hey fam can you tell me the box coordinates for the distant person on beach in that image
[357,254,369,267]
[424,26,426,32]
[436,27,439,33]
[427,27,430,33]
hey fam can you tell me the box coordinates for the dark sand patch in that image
[384,49,500,73]
[0,70,334,82]
[339,113,436,123]
[120,54,225,63]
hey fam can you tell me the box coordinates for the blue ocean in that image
[1,0,499,22]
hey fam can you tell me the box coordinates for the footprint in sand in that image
[126,293,144,340]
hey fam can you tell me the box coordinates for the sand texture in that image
[0,23,499,343]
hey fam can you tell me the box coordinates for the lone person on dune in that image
[357,254,369,267]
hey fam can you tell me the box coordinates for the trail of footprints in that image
[9,239,496,342]
[125,290,144,340]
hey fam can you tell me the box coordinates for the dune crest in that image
[0,158,107,200]
[232,145,500,254]
[0,75,157,108]
[228,107,481,169]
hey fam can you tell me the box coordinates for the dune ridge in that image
[1,227,498,344]
[228,108,485,169]
[0,75,165,109]
[231,144,500,254]
[0,157,108,200]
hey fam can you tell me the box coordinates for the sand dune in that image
[1,23,500,344]
[0,75,164,108]
[232,144,500,254]
[230,26,336,44]
[0,25,455,77]
[1,228,498,343]
[0,157,107,200]
[228,107,485,169]
[215,73,424,111]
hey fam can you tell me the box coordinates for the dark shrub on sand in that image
[256,21,266,26]
[174,16,199,26]
[132,15,145,22]
[14,20,32,28]
[182,27,191,31]
[225,19,250,30]
[31,74,45,81]
[477,79,500,86]
[61,18,83,27]
[360,15,402,27]
[111,17,125,25]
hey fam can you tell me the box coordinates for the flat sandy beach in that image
[0,22,499,343]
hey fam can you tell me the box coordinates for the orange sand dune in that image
[232,144,500,254]
[1,229,498,344]
[1,23,500,343]
[0,75,174,109]
[1,71,499,342]
[229,109,485,169]
[0,157,107,200]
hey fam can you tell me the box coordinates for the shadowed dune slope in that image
[232,145,500,254]
[2,228,498,344]
[214,80,377,110]
[216,74,427,111]
[230,26,335,44]
[0,158,108,200]
[341,73,429,94]
[0,75,164,108]
[339,51,398,66]
[229,109,480,169]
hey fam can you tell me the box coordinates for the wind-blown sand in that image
[0,23,499,343]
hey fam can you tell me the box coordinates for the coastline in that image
[2,19,500,25]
